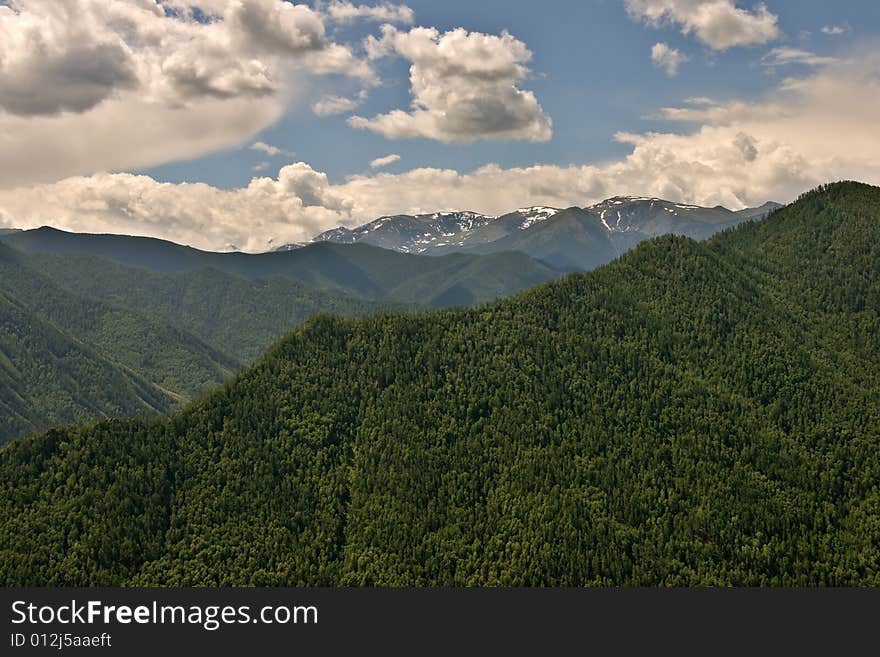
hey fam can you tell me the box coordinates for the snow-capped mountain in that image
[310,207,563,254]
[586,196,779,239]
[590,196,695,232]
[422,206,563,252]
[271,242,308,252]
[313,211,496,253]
[513,206,561,229]
[309,197,780,271]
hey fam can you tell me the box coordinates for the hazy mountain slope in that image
[27,252,401,364]
[387,250,561,307]
[2,227,215,273]
[0,243,402,443]
[316,199,780,269]
[274,242,560,305]
[1,229,562,305]
[443,199,781,269]
[734,201,783,220]
[0,245,240,442]
[1,182,876,586]
[0,244,238,393]
[0,228,390,298]
[0,288,174,443]
[0,235,558,443]
[462,207,620,271]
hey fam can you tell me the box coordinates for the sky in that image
[0,0,878,251]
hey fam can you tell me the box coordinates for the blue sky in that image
[1,1,878,250]
[140,0,879,189]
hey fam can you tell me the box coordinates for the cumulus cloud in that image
[350,26,552,143]
[762,47,838,67]
[0,164,354,253]
[0,163,600,252]
[227,0,326,55]
[250,141,284,156]
[324,1,414,25]
[626,0,780,50]
[369,154,400,169]
[0,93,286,188]
[651,42,689,76]
[311,90,367,116]
[0,0,375,186]
[1,1,369,112]
[0,5,138,116]
[2,55,879,252]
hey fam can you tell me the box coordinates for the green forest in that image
[0,229,562,443]
[1,181,878,586]
[0,243,394,442]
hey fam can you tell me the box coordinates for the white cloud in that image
[683,96,715,105]
[250,141,283,156]
[324,1,414,25]
[762,47,838,68]
[350,26,552,143]
[651,42,689,76]
[227,0,326,56]
[821,25,848,36]
[1,1,370,112]
[654,97,785,123]
[626,0,780,50]
[0,0,375,186]
[0,93,286,188]
[0,2,138,116]
[0,164,354,253]
[311,91,366,116]
[2,55,879,252]
[252,161,270,172]
[369,154,400,169]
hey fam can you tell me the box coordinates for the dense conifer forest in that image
[0,232,559,443]
[1,182,878,586]
[0,243,392,442]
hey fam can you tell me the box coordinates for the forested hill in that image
[0,227,555,444]
[1,182,878,586]
[1,228,560,306]
[0,245,394,444]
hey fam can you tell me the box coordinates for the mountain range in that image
[1,227,558,303]
[0,229,558,443]
[0,240,392,443]
[308,197,781,270]
[0,195,781,444]
[1,181,876,586]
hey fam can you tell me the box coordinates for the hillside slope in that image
[460,207,620,271]
[0,245,400,443]
[0,236,557,443]
[1,229,561,305]
[1,182,878,586]
[0,244,238,398]
[0,287,174,443]
[25,252,398,364]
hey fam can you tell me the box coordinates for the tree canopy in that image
[1,182,878,586]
